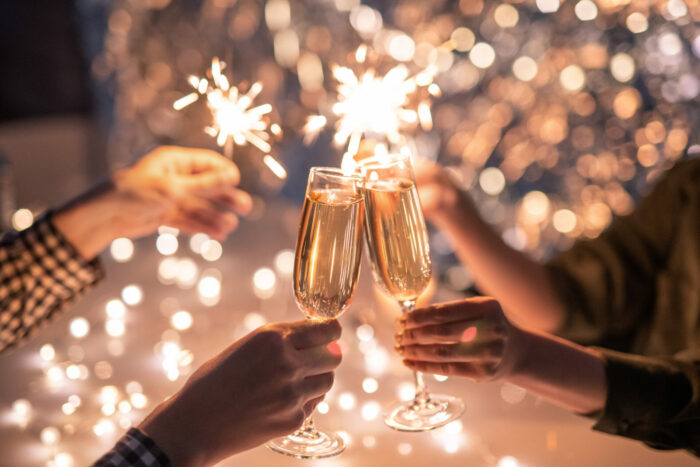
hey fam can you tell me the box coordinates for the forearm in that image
[433,197,566,331]
[507,328,606,414]
[53,179,125,260]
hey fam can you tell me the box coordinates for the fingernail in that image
[399,315,407,325]
[394,344,404,353]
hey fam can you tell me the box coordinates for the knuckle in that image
[274,355,299,380]
[430,325,450,338]
[321,372,335,391]
[326,320,342,340]
[435,345,452,358]
[280,384,303,407]
[439,363,451,375]
[254,328,285,349]
[330,352,342,368]
[493,322,508,336]
[481,363,500,381]
[486,299,502,314]
[484,341,505,359]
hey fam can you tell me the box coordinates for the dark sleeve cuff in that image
[93,427,172,466]
[590,348,695,450]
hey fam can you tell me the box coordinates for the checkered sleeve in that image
[0,211,104,353]
[93,428,172,467]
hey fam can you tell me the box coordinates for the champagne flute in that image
[267,167,364,458]
[359,152,464,432]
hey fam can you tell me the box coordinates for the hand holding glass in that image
[359,152,464,431]
[267,167,364,458]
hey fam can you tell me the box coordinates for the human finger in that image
[396,341,504,363]
[167,208,236,239]
[286,319,342,349]
[167,216,223,239]
[212,188,253,216]
[402,298,497,330]
[396,319,505,346]
[169,147,241,183]
[302,396,325,417]
[300,372,335,400]
[177,170,241,198]
[296,345,342,376]
[173,202,239,239]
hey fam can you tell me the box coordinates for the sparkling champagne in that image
[294,189,364,318]
[363,179,432,302]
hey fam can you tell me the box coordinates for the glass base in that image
[267,427,345,459]
[384,394,465,432]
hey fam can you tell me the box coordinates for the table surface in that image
[0,202,696,467]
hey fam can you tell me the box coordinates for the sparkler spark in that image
[305,46,438,161]
[174,58,286,178]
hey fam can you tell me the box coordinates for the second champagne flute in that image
[359,151,465,432]
[267,167,364,458]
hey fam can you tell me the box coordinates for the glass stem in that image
[300,414,315,432]
[402,301,429,406]
[297,316,318,434]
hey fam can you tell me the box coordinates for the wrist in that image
[139,399,208,467]
[53,180,124,260]
[505,327,537,380]
[505,328,607,413]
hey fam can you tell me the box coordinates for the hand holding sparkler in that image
[54,146,251,260]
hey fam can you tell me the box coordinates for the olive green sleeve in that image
[544,162,692,347]
[589,348,700,456]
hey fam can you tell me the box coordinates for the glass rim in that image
[309,166,363,182]
[356,152,412,172]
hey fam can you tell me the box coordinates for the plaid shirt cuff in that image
[93,428,172,467]
[39,211,104,288]
[0,211,104,351]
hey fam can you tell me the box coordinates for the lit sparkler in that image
[173,58,286,178]
[305,45,439,162]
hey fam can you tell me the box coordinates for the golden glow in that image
[610,53,635,83]
[470,42,496,69]
[552,209,577,233]
[574,0,598,21]
[11,209,33,231]
[560,65,586,92]
[513,56,538,82]
[494,4,519,28]
[613,87,641,119]
[626,12,648,33]
[450,28,475,52]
